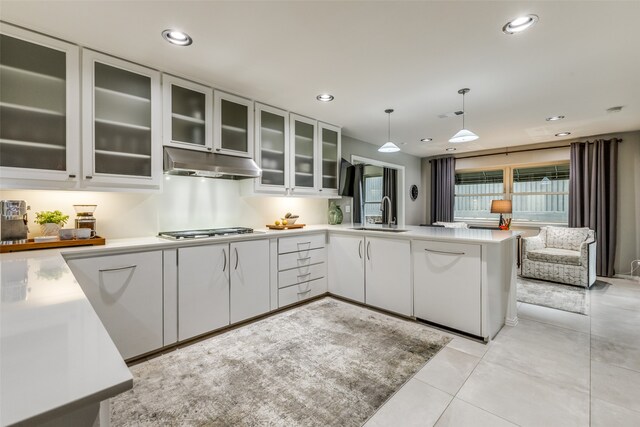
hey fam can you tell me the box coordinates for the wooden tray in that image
[0,236,106,253]
[266,224,305,230]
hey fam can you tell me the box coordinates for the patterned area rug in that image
[517,276,589,315]
[111,297,450,426]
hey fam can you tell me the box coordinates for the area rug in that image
[517,276,589,315]
[110,297,450,426]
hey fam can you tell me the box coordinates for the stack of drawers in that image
[278,233,327,307]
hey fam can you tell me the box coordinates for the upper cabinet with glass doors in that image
[82,50,161,188]
[254,103,289,194]
[289,114,318,195]
[214,91,254,158]
[162,75,212,152]
[0,24,80,185]
[318,122,341,196]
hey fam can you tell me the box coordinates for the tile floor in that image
[364,276,640,427]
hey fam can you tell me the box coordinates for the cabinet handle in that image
[297,241,311,248]
[358,240,363,259]
[366,241,371,260]
[85,175,93,179]
[68,174,76,178]
[222,248,227,272]
[234,247,239,270]
[99,264,137,273]
[424,249,466,256]
[297,272,311,280]
[297,289,312,296]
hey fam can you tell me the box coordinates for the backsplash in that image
[0,176,328,239]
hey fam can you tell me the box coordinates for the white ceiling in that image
[2,1,640,157]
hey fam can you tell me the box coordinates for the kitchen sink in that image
[350,227,409,233]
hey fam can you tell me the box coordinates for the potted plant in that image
[34,210,69,236]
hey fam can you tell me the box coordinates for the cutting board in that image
[266,224,305,230]
[0,236,106,253]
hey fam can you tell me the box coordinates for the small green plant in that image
[34,210,69,226]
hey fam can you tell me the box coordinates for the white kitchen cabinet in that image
[177,244,230,341]
[277,233,327,308]
[0,24,80,186]
[214,91,254,158]
[82,49,161,189]
[254,102,289,194]
[66,251,163,360]
[289,113,318,195]
[230,239,270,323]
[365,237,412,316]
[328,234,365,303]
[162,74,213,152]
[413,240,482,336]
[318,122,341,196]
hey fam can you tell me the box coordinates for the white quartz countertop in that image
[0,223,518,425]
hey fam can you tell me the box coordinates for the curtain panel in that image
[351,164,365,224]
[430,157,456,223]
[569,138,620,277]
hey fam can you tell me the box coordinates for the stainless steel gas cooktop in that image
[158,227,255,240]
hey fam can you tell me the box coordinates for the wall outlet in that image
[344,205,351,213]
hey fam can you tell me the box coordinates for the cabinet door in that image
[230,239,270,323]
[0,24,80,184]
[82,50,161,188]
[162,75,212,152]
[254,103,289,194]
[214,91,254,158]
[66,251,163,360]
[318,122,341,196]
[289,113,318,195]
[328,234,365,302]
[365,237,412,316]
[413,240,482,336]
[178,244,230,341]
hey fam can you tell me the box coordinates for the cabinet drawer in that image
[279,247,326,271]
[278,262,326,289]
[278,277,327,308]
[278,233,325,254]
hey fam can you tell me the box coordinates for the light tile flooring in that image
[364,276,640,427]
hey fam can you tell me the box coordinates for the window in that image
[454,170,505,220]
[454,162,570,224]
[363,174,383,224]
[512,164,569,223]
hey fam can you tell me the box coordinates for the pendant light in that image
[449,88,479,143]
[378,109,400,153]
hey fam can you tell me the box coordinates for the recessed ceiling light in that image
[555,132,571,137]
[502,14,539,34]
[162,29,193,46]
[446,147,456,152]
[316,94,334,102]
[420,138,432,142]
[546,115,565,121]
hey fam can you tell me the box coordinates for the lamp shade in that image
[378,141,401,153]
[449,129,479,143]
[490,199,512,214]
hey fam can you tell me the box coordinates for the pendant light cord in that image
[462,91,465,129]
[388,112,391,141]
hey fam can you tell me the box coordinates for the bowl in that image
[282,217,298,225]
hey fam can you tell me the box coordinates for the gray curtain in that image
[430,157,456,223]
[382,167,397,224]
[352,164,364,224]
[569,139,620,277]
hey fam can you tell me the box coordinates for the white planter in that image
[40,223,61,236]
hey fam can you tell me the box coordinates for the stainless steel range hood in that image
[163,147,261,179]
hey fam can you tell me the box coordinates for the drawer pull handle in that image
[358,240,363,259]
[297,273,311,280]
[297,289,312,295]
[297,241,311,247]
[99,265,137,273]
[424,249,466,256]
[366,241,371,260]
[234,247,239,270]
[222,248,227,272]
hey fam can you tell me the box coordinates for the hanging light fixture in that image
[449,88,479,143]
[378,109,400,153]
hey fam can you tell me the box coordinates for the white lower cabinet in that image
[365,237,412,316]
[230,239,271,324]
[413,240,482,336]
[328,234,365,303]
[178,244,230,341]
[66,251,163,360]
[277,233,327,308]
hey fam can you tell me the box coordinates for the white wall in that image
[0,176,328,239]
[335,134,424,225]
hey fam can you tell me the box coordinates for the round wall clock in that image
[410,185,419,201]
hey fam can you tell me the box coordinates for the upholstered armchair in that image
[521,226,596,288]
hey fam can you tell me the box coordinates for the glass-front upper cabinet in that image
[289,114,318,195]
[214,91,254,158]
[318,122,341,195]
[255,103,289,194]
[82,50,161,188]
[0,24,80,184]
[162,75,212,152]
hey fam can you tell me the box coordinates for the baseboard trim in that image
[505,316,519,327]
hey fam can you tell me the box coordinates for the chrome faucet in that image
[380,196,396,228]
